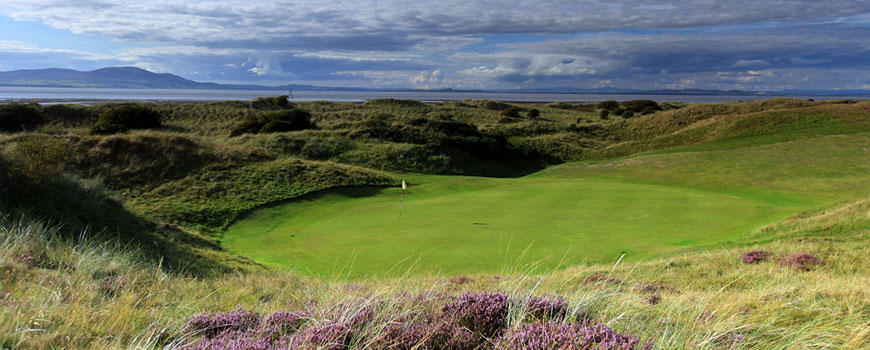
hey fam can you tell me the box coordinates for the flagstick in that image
[398,189,405,219]
[399,180,407,219]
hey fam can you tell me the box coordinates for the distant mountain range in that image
[1,67,868,96]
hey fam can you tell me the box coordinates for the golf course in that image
[2,97,869,349]
[224,175,797,275]
[224,129,869,276]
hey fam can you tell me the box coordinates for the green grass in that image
[224,175,801,276]
[224,130,869,276]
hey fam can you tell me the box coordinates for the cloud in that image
[732,59,771,67]
[1,1,869,90]
[3,1,869,48]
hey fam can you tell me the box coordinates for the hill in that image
[4,66,870,96]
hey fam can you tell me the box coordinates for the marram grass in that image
[1,199,867,349]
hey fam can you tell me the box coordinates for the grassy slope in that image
[1,199,866,349]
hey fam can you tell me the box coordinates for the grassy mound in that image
[128,158,394,234]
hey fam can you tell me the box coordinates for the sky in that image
[0,1,869,91]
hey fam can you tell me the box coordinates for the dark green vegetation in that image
[91,104,162,134]
[0,103,43,132]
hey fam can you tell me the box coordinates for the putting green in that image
[223,176,802,276]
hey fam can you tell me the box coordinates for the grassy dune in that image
[1,98,868,349]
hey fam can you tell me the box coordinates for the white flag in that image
[402,180,407,190]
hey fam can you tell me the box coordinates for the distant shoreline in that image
[1,86,866,104]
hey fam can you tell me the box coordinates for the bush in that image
[780,253,824,271]
[0,104,43,132]
[527,109,540,118]
[250,95,292,109]
[623,110,635,118]
[599,109,610,120]
[91,104,161,134]
[596,100,619,110]
[230,109,313,136]
[741,250,774,264]
[1,136,73,195]
[41,104,96,125]
[621,100,661,115]
[501,107,521,118]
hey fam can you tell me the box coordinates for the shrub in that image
[780,253,824,271]
[463,99,514,111]
[41,104,96,126]
[596,100,619,110]
[499,322,652,350]
[621,100,661,115]
[501,107,521,118]
[250,95,292,109]
[599,109,610,120]
[230,109,313,136]
[1,136,73,195]
[741,250,774,264]
[623,110,635,118]
[186,307,262,339]
[91,104,161,134]
[0,104,43,132]
[527,109,540,118]
[441,292,509,338]
[613,108,625,116]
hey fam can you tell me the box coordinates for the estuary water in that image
[0,86,863,104]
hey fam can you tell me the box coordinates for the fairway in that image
[223,175,801,276]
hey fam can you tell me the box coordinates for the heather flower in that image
[584,272,623,285]
[780,253,824,271]
[741,250,774,264]
[184,329,289,350]
[370,319,430,350]
[499,322,653,350]
[442,292,510,338]
[291,322,354,350]
[424,320,482,350]
[261,311,307,337]
[186,307,262,338]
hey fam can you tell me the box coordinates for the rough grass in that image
[0,198,866,349]
[127,158,395,234]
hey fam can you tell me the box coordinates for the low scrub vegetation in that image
[230,109,314,136]
[0,103,43,132]
[91,104,162,134]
